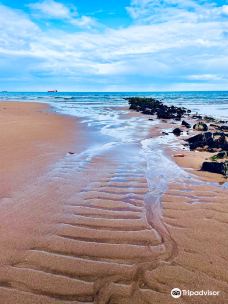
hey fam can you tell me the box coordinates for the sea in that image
[1,91,228,191]
[0,91,228,119]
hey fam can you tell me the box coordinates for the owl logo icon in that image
[171,288,182,298]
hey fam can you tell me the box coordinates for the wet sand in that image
[0,102,227,304]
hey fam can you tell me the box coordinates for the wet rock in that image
[162,131,169,135]
[204,116,216,123]
[127,97,187,120]
[209,124,228,132]
[201,161,228,177]
[210,123,220,129]
[142,108,152,115]
[182,120,191,128]
[173,128,182,136]
[193,122,208,131]
[186,132,228,151]
[68,152,75,155]
[220,125,228,131]
[192,115,203,119]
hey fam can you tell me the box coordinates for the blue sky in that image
[0,0,228,91]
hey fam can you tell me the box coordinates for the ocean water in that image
[1,91,228,120]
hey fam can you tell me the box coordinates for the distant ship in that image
[48,90,58,92]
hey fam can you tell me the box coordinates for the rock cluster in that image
[126,97,189,119]
[128,97,228,177]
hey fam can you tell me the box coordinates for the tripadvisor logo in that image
[171,288,220,298]
[171,288,182,299]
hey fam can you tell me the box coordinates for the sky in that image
[0,0,228,91]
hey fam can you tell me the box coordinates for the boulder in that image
[173,128,182,136]
[182,120,191,128]
[186,132,228,151]
[220,125,228,131]
[201,161,228,177]
[193,122,208,131]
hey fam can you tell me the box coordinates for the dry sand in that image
[0,102,77,196]
[0,102,227,304]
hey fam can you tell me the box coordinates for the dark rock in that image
[186,132,213,150]
[192,115,203,119]
[173,128,182,136]
[210,124,220,129]
[142,108,152,115]
[127,97,187,120]
[162,132,169,135]
[193,122,208,131]
[182,120,191,128]
[218,120,228,124]
[211,151,228,161]
[186,132,228,151]
[201,161,228,177]
[68,152,75,155]
[220,125,228,131]
[187,132,212,143]
[204,116,216,123]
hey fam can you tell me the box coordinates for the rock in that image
[68,152,75,155]
[210,124,228,132]
[142,108,152,115]
[201,161,228,177]
[204,116,216,123]
[127,97,187,120]
[192,115,203,119]
[211,151,228,161]
[162,132,169,135]
[210,124,220,129]
[220,125,228,131]
[173,128,182,136]
[186,132,228,151]
[193,122,208,131]
[182,120,191,128]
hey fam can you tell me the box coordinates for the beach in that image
[0,97,227,304]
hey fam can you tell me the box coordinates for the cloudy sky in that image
[0,0,228,91]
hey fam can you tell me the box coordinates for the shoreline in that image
[0,99,227,303]
[127,97,228,183]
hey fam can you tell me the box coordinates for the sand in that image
[0,102,227,304]
[0,102,77,197]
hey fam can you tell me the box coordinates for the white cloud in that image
[188,74,223,81]
[0,2,228,90]
[126,0,227,23]
[29,0,97,28]
[29,0,77,19]
[222,5,228,15]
